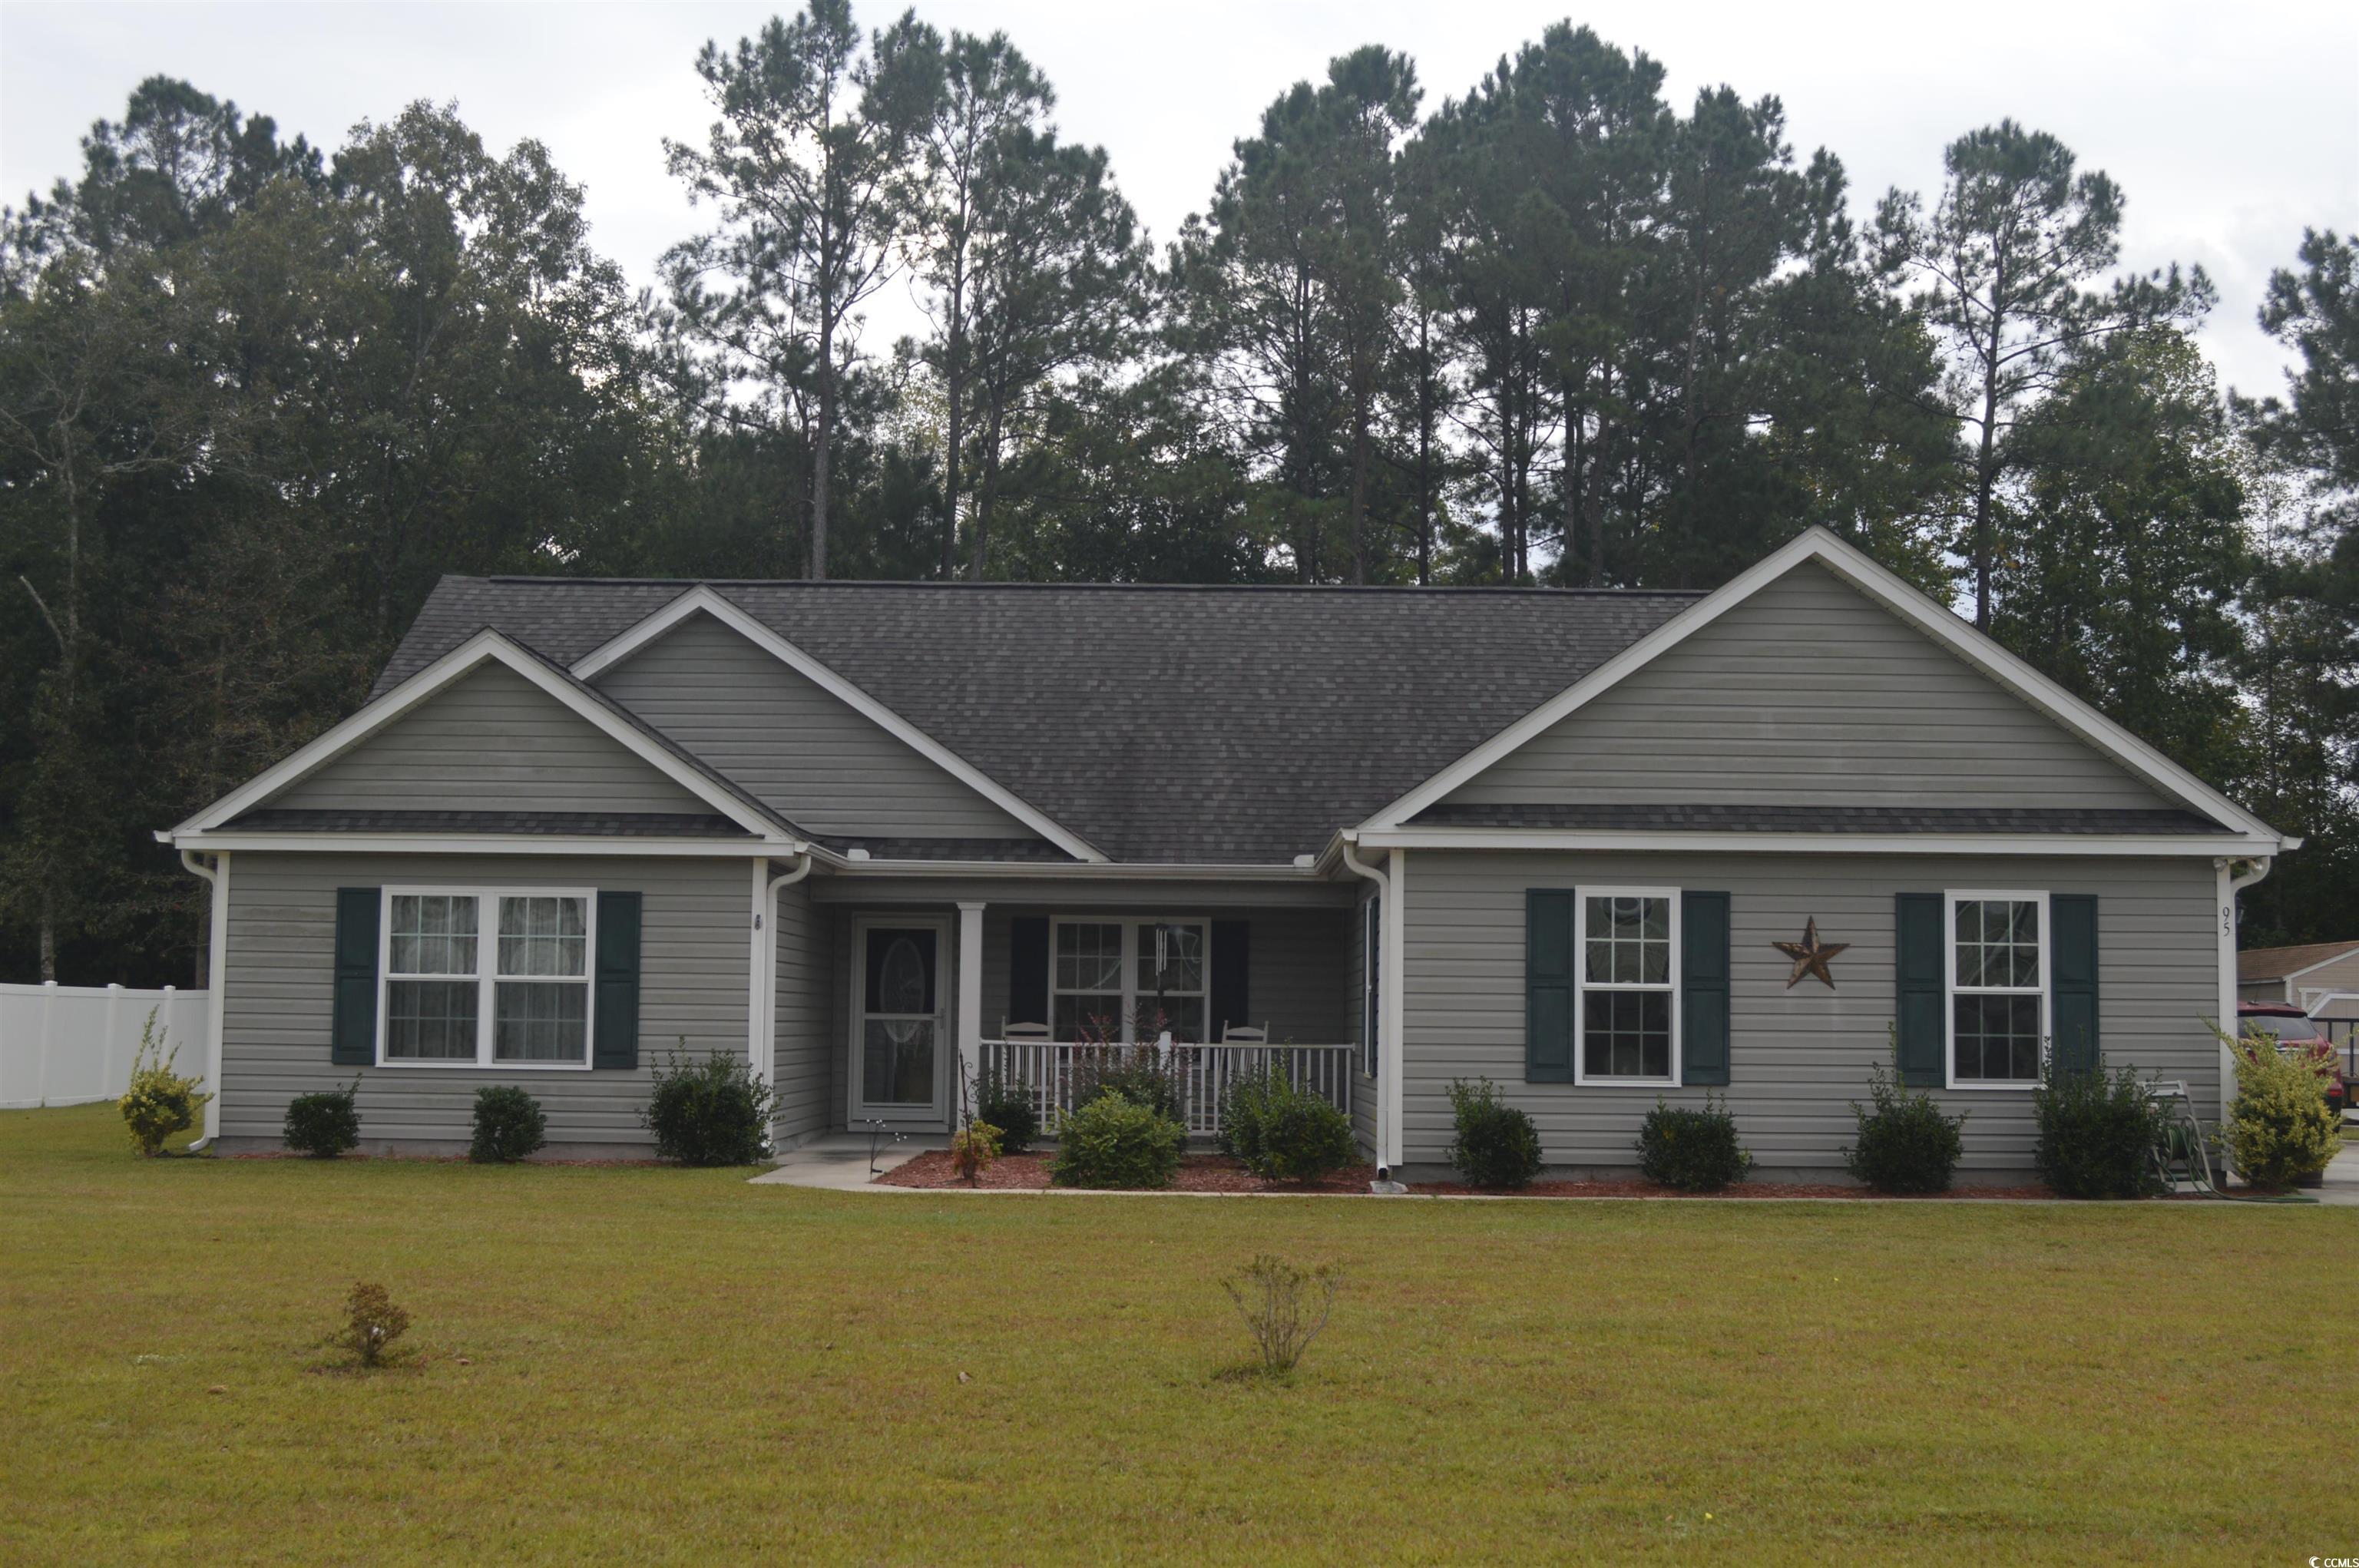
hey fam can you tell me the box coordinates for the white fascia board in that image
[167,832,795,857]
[822,857,1317,879]
[1359,527,2288,845]
[171,628,786,842]
[1352,827,2283,858]
[568,586,1109,863]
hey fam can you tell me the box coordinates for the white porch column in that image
[956,901,985,1117]
[747,858,771,1088]
[202,852,228,1140]
[1382,848,1408,1173]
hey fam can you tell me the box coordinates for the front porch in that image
[769,882,1371,1148]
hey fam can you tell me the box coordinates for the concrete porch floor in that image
[750,1132,945,1190]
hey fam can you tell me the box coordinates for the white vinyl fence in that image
[0,982,211,1110]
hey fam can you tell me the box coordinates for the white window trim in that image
[1046,915,1213,1043]
[1944,888,2050,1091]
[1572,885,1682,1087]
[376,885,597,1070]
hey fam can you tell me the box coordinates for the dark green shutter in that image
[593,891,641,1070]
[330,887,380,1066]
[1210,920,1250,1040]
[1007,916,1049,1030]
[1894,893,1945,1087]
[1527,890,1576,1083]
[2050,895,2099,1077]
[1682,891,1731,1086]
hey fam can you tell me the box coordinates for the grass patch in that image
[3,1103,2353,1563]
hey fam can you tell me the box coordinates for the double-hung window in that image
[1947,890,2047,1087]
[1575,888,1679,1084]
[382,888,594,1068]
[1049,918,1209,1042]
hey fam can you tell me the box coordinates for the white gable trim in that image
[170,630,796,844]
[570,585,1109,863]
[1361,527,2289,844]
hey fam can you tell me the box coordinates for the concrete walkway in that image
[2316,1140,2359,1207]
[749,1132,940,1190]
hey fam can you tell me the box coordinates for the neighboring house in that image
[161,528,2293,1179]
[2237,941,2359,1009]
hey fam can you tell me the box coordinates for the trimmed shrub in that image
[1446,1078,1543,1189]
[1221,1066,1359,1183]
[283,1080,361,1159]
[949,1119,1003,1184]
[1844,1058,1967,1194]
[2223,1030,2341,1190]
[1050,1093,1184,1189]
[118,1012,212,1156]
[331,1282,411,1368]
[2033,1060,2169,1199]
[640,1045,774,1166]
[469,1086,547,1163]
[1637,1096,1752,1192]
[974,1071,1041,1154]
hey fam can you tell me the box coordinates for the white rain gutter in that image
[1338,832,1396,1183]
[754,851,816,1096]
[177,849,230,1151]
[2217,855,2275,1136]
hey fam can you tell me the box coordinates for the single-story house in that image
[2237,941,2359,1009]
[160,528,2294,1180]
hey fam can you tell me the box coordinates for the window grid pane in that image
[1582,991,1672,1080]
[494,980,588,1063]
[1054,923,1123,994]
[1954,899,2039,992]
[498,895,587,979]
[385,978,479,1059]
[389,895,478,977]
[1584,896,1670,987]
[1954,993,2042,1081]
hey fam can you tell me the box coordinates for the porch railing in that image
[972,1039,1357,1140]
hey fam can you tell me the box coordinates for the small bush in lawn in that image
[1223,1254,1336,1378]
[283,1079,360,1159]
[948,1119,1002,1185]
[640,1044,774,1166]
[469,1086,546,1163]
[1845,1056,1967,1195]
[118,1011,211,1156]
[974,1070,1040,1154]
[2220,1026,2341,1190]
[1221,1065,1358,1183]
[1446,1078,1543,1189]
[1636,1095,1752,1192]
[330,1281,411,1368]
[1050,1093,1184,1189]
[2033,1058,2169,1199]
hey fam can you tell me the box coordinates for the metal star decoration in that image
[1772,918,1849,990]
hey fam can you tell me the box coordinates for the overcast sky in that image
[3,0,2354,396]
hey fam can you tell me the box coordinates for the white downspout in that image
[2217,855,2273,1133]
[1338,835,1395,1183]
[760,852,815,1147]
[178,848,230,1150]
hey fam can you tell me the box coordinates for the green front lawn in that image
[3,1105,2349,1564]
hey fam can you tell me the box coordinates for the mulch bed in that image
[877,1150,2057,1198]
[879,1150,1375,1193]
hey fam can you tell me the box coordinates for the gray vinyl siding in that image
[2294,951,2359,1002]
[974,906,1350,1044]
[1442,561,2179,812]
[1400,849,2219,1177]
[274,663,710,815]
[773,875,835,1145]
[218,852,750,1150]
[592,612,1037,839]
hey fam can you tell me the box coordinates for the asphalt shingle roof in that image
[1411,804,2232,835]
[376,577,1705,862]
[2238,941,2359,982]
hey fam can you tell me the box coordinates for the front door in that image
[854,921,946,1123]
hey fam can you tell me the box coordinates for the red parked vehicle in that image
[2238,1002,2350,1118]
